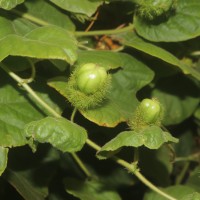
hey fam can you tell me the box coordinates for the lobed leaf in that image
[97,126,178,159]
[24,117,87,153]
[134,0,200,42]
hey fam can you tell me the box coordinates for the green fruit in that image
[136,0,176,20]
[76,63,108,95]
[66,63,111,109]
[139,98,161,124]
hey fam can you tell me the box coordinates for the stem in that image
[190,51,200,56]
[22,59,36,84]
[134,148,139,163]
[70,109,92,178]
[0,63,60,118]
[78,44,95,51]
[71,153,92,178]
[86,139,101,151]
[86,140,177,200]
[11,9,49,26]
[85,9,100,32]
[134,171,176,200]
[174,152,200,163]
[0,63,92,178]
[10,9,134,37]
[75,24,134,37]
[1,63,177,200]
[71,108,78,122]
[175,162,190,185]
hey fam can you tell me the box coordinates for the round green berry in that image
[139,98,161,124]
[76,63,108,95]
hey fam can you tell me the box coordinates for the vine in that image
[0,63,177,200]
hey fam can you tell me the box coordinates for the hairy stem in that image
[0,63,60,118]
[75,24,134,37]
[1,63,177,200]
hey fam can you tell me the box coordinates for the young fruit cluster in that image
[66,63,111,110]
[136,0,177,20]
[129,98,163,131]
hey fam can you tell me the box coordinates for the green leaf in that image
[97,126,178,159]
[0,0,24,10]
[100,168,135,189]
[64,178,122,200]
[50,0,103,17]
[5,169,48,200]
[194,106,200,120]
[0,68,65,148]
[24,117,87,152]
[0,16,16,37]
[116,32,200,81]
[139,146,173,187]
[0,0,75,36]
[181,192,200,200]
[134,0,200,42]
[21,0,75,30]
[0,72,45,148]
[0,26,78,64]
[0,14,38,37]
[0,147,8,176]
[186,166,200,192]
[144,185,196,200]
[4,146,60,200]
[29,77,67,116]
[48,51,154,127]
[174,131,196,157]
[151,75,200,126]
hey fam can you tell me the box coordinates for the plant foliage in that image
[0,0,199,199]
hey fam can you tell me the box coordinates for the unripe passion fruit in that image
[66,63,111,109]
[76,63,108,95]
[138,98,161,124]
[136,0,176,20]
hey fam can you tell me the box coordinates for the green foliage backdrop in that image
[0,0,199,200]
